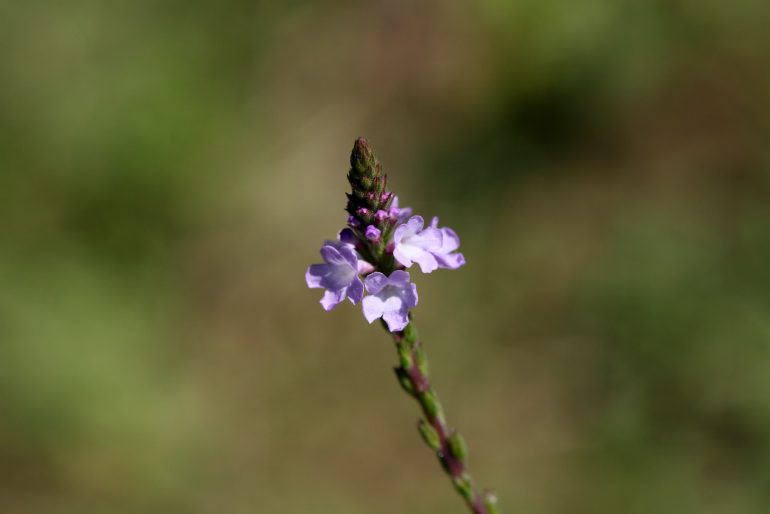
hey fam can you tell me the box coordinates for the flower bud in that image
[452,474,474,503]
[447,430,468,462]
[417,419,441,450]
[374,209,389,223]
[365,225,381,242]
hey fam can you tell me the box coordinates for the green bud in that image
[447,431,468,462]
[482,490,500,514]
[397,343,413,370]
[347,137,390,224]
[417,419,441,450]
[452,474,474,503]
[394,367,414,396]
[413,345,429,377]
[420,389,443,420]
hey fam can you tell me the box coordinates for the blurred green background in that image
[2,1,770,513]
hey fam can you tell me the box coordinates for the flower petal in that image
[362,295,385,323]
[364,272,389,294]
[382,306,409,332]
[347,276,364,304]
[388,270,411,286]
[320,288,346,311]
[337,244,359,270]
[414,251,439,274]
[439,227,460,253]
[435,252,465,270]
[393,245,414,268]
[320,245,346,265]
[305,264,329,288]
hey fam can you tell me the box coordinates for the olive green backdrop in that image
[2,1,770,513]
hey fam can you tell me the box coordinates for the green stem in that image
[384,319,500,514]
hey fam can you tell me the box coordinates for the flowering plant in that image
[306,138,499,514]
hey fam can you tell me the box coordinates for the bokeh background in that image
[2,1,770,513]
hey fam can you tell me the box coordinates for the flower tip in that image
[351,136,375,169]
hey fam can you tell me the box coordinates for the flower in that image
[338,228,358,245]
[389,196,413,224]
[374,209,389,223]
[361,270,418,332]
[305,240,364,311]
[393,215,444,273]
[429,217,466,269]
[365,225,381,242]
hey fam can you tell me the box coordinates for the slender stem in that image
[385,319,498,514]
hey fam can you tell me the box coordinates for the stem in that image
[385,320,499,514]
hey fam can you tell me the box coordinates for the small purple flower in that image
[365,225,381,242]
[347,215,360,228]
[361,270,418,332]
[393,215,444,273]
[305,240,364,311]
[389,196,412,224]
[429,217,466,269]
[338,228,358,245]
[374,209,389,223]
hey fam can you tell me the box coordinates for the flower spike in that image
[305,138,496,514]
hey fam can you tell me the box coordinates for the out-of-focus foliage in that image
[2,1,769,513]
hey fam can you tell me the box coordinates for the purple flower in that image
[393,215,444,273]
[389,196,413,224]
[361,270,418,332]
[338,228,358,245]
[374,209,389,223]
[305,240,364,311]
[365,225,381,242]
[429,217,466,269]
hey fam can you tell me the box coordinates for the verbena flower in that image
[393,215,444,273]
[305,240,364,311]
[389,195,412,224]
[361,270,418,331]
[365,225,381,242]
[429,217,466,270]
[305,139,498,514]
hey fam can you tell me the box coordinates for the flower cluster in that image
[306,137,465,332]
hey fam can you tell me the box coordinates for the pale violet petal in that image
[388,270,411,286]
[414,251,439,274]
[320,289,345,311]
[393,246,414,268]
[320,245,346,266]
[337,244,359,269]
[440,227,460,253]
[305,264,328,288]
[382,308,409,332]
[364,272,389,295]
[362,295,385,323]
[347,276,364,304]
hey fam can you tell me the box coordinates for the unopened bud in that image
[420,389,443,420]
[447,430,468,462]
[365,225,381,242]
[394,367,415,396]
[374,209,389,223]
[452,474,474,503]
[417,419,441,450]
[338,228,357,245]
